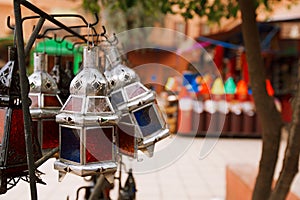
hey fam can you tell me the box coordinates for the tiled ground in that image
[1,135,299,200]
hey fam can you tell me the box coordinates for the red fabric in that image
[266,79,275,96]
[213,46,224,70]
[241,53,249,84]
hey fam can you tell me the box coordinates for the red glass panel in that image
[44,95,61,107]
[86,127,113,163]
[7,109,26,165]
[117,123,135,158]
[7,109,42,166]
[63,96,83,112]
[29,95,39,108]
[42,120,59,149]
[0,108,7,145]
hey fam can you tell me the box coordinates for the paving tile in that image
[1,137,299,200]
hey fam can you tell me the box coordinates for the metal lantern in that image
[103,45,169,157]
[54,46,118,182]
[50,56,73,103]
[29,53,63,152]
[0,47,42,194]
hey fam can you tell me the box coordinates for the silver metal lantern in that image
[103,44,169,157]
[54,46,118,182]
[29,52,63,152]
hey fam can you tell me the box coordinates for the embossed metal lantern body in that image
[104,45,169,157]
[29,53,62,151]
[54,47,118,180]
[0,47,42,194]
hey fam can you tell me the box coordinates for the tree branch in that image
[269,63,300,200]
[238,0,283,199]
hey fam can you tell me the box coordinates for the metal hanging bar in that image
[37,13,99,40]
[13,0,38,199]
[25,17,45,57]
[35,147,59,168]
[19,0,88,43]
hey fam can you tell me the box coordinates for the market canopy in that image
[34,38,83,74]
[35,38,81,55]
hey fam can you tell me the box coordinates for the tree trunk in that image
[269,64,300,200]
[238,0,283,199]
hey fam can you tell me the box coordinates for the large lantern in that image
[0,47,42,194]
[54,46,118,182]
[103,44,169,157]
[29,53,62,152]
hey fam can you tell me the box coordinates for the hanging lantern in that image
[0,47,42,194]
[54,46,118,182]
[103,44,169,157]
[50,56,72,103]
[29,53,62,152]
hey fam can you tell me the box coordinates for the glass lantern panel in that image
[7,109,26,165]
[7,109,42,165]
[44,95,61,107]
[87,97,112,113]
[111,90,125,108]
[125,83,147,100]
[29,95,39,108]
[117,123,135,158]
[42,120,59,149]
[60,126,81,163]
[85,127,113,163]
[0,108,7,145]
[133,104,163,138]
[63,96,83,112]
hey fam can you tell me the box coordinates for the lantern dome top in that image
[29,53,59,94]
[70,47,108,96]
[102,45,139,92]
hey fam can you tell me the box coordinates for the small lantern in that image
[50,56,73,103]
[103,44,169,157]
[54,46,118,182]
[0,47,42,194]
[29,53,63,152]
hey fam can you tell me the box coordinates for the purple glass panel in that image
[87,98,111,113]
[125,83,147,100]
[63,96,83,112]
[29,95,39,108]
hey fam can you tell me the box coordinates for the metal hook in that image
[7,16,15,30]
[65,41,86,52]
[107,33,119,45]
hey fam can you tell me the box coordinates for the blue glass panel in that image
[111,90,125,109]
[133,104,162,137]
[61,127,81,163]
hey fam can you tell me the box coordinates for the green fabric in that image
[224,77,236,94]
